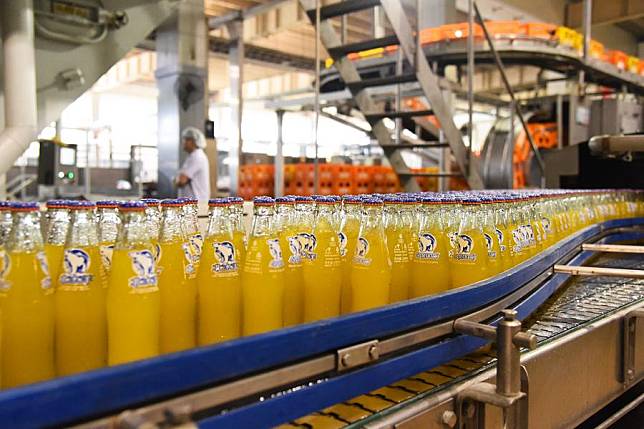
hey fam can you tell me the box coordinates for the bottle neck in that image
[145,207,161,238]
[296,203,315,227]
[0,210,12,247]
[45,208,70,245]
[275,205,295,232]
[160,206,186,243]
[116,211,150,249]
[314,204,339,231]
[8,211,44,252]
[359,206,384,233]
[67,210,99,247]
[418,204,441,230]
[229,205,244,232]
[206,206,232,238]
[98,208,120,243]
[182,204,199,235]
[250,205,274,237]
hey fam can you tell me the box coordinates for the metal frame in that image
[0,218,640,428]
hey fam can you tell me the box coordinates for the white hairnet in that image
[182,126,206,149]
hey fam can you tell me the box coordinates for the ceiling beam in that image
[566,0,644,28]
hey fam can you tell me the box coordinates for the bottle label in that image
[495,228,506,252]
[100,244,114,270]
[416,233,440,261]
[448,233,477,262]
[182,242,197,279]
[286,235,303,265]
[0,250,11,292]
[353,237,372,266]
[59,248,93,289]
[152,243,162,266]
[297,232,317,261]
[484,233,497,259]
[541,217,552,236]
[338,232,348,257]
[267,238,284,269]
[37,251,52,290]
[211,241,239,274]
[127,250,158,290]
[188,233,204,264]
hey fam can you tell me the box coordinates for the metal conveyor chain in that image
[279,249,644,429]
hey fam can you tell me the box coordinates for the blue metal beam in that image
[0,219,641,428]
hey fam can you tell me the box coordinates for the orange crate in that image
[440,22,482,41]
[419,27,442,44]
[589,40,604,59]
[607,50,628,70]
[485,21,524,38]
[522,22,556,39]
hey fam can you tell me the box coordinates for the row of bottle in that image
[0,189,641,389]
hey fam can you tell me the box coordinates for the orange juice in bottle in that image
[107,201,160,365]
[158,199,197,352]
[411,195,451,297]
[197,198,241,344]
[383,196,411,303]
[350,197,391,312]
[339,196,361,314]
[448,196,489,288]
[275,196,303,327]
[479,195,503,278]
[2,202,54,388]
[55,201,106,376]
[302,196,343,321]
[241,197,285,335]
[0,201,13,303]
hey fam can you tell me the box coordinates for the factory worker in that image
[175,126,211,201]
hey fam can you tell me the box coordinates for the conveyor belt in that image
[281,248,644,429]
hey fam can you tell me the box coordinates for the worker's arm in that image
[175,173,190,187]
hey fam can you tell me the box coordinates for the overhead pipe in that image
[0,0,39,176]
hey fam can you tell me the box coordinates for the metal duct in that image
[0,0,38,177]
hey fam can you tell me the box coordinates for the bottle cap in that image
[295,196,314,203]
[253,196,275,206]
[119,201,147,212]
[68,200,96,210]
[0,201,11,211]
[362,197,384,206]
[342,195,362,205]
[208,198,229,207]
[314,196,335,204]
[96,200,120,208]
[141,198,160,206]
[227,196,244,205]
[275,196,296,204]
[11,201,40,212]
[46,199,69,209]
[419,195,442,204]
[161,199,185,207]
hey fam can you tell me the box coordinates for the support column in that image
[274,109,285,197]
[155,0,208,198]
[227,19,244,197]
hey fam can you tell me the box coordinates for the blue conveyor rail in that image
[0,218,642,429]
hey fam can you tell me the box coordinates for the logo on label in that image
[541,217,552,235]
[449,233,476,261]
[286,235,303,264]
[0,250,10,291]
[297,232,317,260]
[36,251,52,289]
[416,233,439,260]
[495,228,506,252]
[60,248,93,286]
[182,242,196,277]
[353,236,372,266]
[484,233,497,258]
[267,238,284,269]
[100,244,114,270]
[211,241,238,273]
[338,232,348,257]
[128,250,157,288]
[189,234,204,259]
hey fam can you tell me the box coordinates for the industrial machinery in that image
[37,139,81,199]
[0,216,642,428]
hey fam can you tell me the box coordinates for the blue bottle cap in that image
[68,200,96,210]
[227,196,244,204]
[295,196,313,202]
[253,196,275,206]
[314,196,335,204]
[11,201,40,211]
[119,201,147,211]
[161,199,184,207]
[96,200,120,208]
